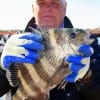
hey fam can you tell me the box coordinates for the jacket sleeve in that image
[0,35,12,97]
[0,68,11,97]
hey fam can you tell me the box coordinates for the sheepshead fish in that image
[7,28,94,100]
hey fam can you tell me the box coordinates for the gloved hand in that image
[0,33,45,69]
[64,44,94,82]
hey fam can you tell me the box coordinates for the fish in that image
[6,28,94,100]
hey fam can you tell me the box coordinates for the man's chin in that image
[45,25,56,29]
[40,24,57,29]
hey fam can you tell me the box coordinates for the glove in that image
[0,33,45,69]
[64,44,94,82]
[0,32,45,87]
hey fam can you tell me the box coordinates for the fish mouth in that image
[84,33,95,45]
[85,38,95,45]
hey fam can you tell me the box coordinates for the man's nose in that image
[44,3,54,9]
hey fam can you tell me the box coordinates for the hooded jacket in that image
[0,16,73,96]
[0,16,100,100]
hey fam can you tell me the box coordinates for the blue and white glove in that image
[64,44,94,82]
[0,33,45,69]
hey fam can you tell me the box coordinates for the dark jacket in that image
[0,16,100,100]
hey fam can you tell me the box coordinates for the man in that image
[0,0,100,100]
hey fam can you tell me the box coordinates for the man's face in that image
[32,0,67,28]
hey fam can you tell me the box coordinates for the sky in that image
[0,0,100,30]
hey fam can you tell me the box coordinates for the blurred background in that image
[0,0,100,30]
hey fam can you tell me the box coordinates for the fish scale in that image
[6,28,94,100]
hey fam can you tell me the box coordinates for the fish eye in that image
[70,32,76,39]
